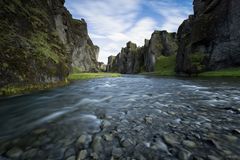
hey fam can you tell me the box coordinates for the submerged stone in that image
[6,147,23,159]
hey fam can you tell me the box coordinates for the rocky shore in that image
[0,101,239,160]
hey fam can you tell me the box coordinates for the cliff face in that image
[106,31,178,73]
[176,0,240,74]
[106,42,144,74]
[145,31,178,72]
[0,0,99,87]
[70,19,100,72]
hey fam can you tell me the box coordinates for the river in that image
[0,75,240,160]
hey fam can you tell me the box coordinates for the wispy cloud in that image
[65,0,192,63]
[148,0,193,32]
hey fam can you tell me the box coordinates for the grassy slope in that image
[142,55,176,76]
[0,81,69,96]
[68,73,121,80]
[199,68,240,77]
[141,55,240,77]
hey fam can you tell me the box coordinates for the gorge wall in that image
[0,0,99,88]
[176,0,240,74]
[106,31,178,74]
[107,0,240,75]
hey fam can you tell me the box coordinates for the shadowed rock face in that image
[176,0,240,75]
[106,31,178,74]
[0,0,99,87]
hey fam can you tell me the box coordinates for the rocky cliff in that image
[0,0,99,88]
[144,31,178,72]
[176,0,240,75]
[106,31,178,73]
[106,42,144,74]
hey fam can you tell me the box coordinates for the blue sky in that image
[65,0,193,63]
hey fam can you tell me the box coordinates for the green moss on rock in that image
[189,52,206,72]
[142,55,176,76]
[0,0,70,88]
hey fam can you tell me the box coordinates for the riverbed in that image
[0,75,240,160]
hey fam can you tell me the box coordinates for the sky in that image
[65,0,193,64]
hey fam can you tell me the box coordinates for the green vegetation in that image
[72,67,85,73]
[142,55,176,76]
[199,68,240,77]
[0,0,70,84]
[190,52,205,71]
[68,73,121,80]
[0,81,69,96]
[31,32,61,64]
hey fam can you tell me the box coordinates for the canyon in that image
[107,0,240,75]
[0,1,240,160]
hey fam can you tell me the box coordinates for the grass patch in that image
[199,68,240,77]
[142,55,176,76]
[190,52,205,72]
[0,80,69,96]
[68,73,121,80]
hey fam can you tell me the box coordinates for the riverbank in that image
[0,80,69,96]
[198,68,240,77]
[141,56,240,77]
[68,73,121,80]
[0,73,121,96]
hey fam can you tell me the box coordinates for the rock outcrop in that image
[176,0,240,75]
[106,42,144,74]
[0,0,99,87]
[106,31,178,73]
[70,19,100,72]
[144,31,178,72]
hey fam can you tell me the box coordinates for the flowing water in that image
[0,75,240,160]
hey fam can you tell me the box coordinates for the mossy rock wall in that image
[0,0,99,88]
[106,31,178,74]
[176,0,240,75]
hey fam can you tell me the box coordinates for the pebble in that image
[101,120,111,129]
[144,116,153,124]
[22,148,38,159]
[151,140,169,154]
[182,140,196,148]
[92,136,103,153]
[78,150,88,160]
[64,148,75,158]
[207,155,221,160]
[121,138,135,147]
[163,134,179,146]
[33,128,47,135]
[133,125,144,132]
[6,147,23,158]
[225,135,238,142]
[112,148,123,158]
[76,135,92,148]
[66,156,76,160]
[174,118,182,124]
[103,133,113,141]
[90,152,99,159]
[178,149,192,160]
